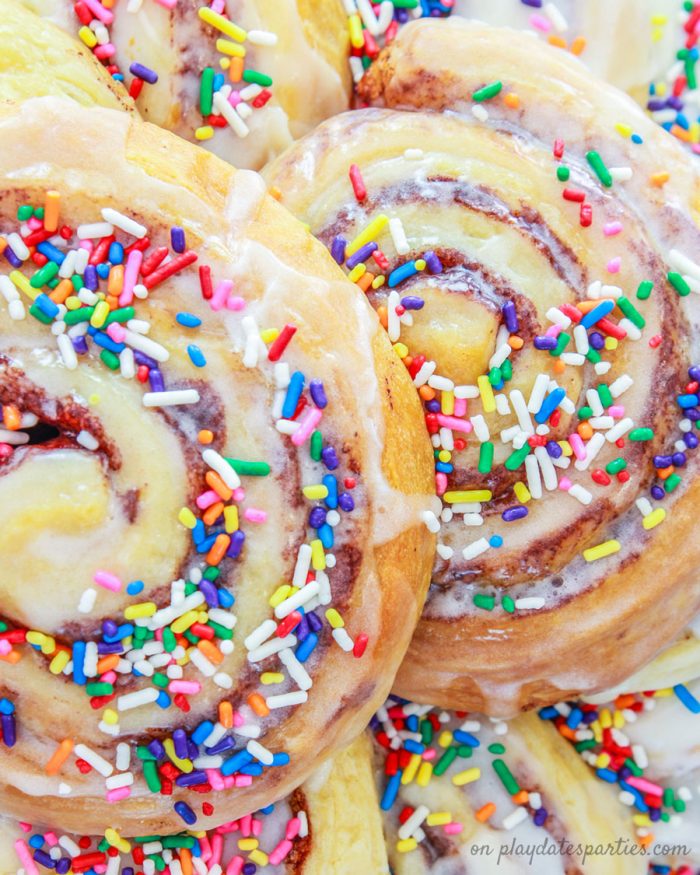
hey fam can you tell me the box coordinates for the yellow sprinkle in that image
[513,481,531,503]
[595,753,611,768]
[426,812,452,827]
[88,393,101,406]
[393,342,408,358]
[371,275,385,289]
[238,839,258,851]
[104,829,131,855]
[583,539,620,562]
[559,440,573,457]
[396,838,418,853]
[49,650,70,675]
[325,608,344,629]
[219,58,230,70]
[224,505,239,533]
[347,263,366,283]
[477,374,496,413]
[164,738,194,773]
[605,337,618,351]
[615,122,633,138]
[633,814,652,827]
[78,25,98,48]
[650,13,668,25]
[260,672,284,685]
[416,761,433,787]
[216,38,246,57]
[260,328,278,344]
[198,6,246,40]
[441,390,455,416]
[310,539,326,571]
[415,259,426,271]
[171,611,198,633]
[178,507,197,529]
[613,710,626,729]
[642,507,666,530]
[195,126,214,142]
[65,296,82,310]
[302,484,329,500]
[124,602,157,620]
[346,214,389,256]
[348,13,364,50]
[248,851,268,867]
[438,730,453,748]
[653,687,674,698]
[9,270,36,300]
[599,708,612,729]
[90,300,109,329]
[591,721,602,743]
[452,767,481,786]
[438,450,451,463]
[444,490,492,503]
[40,636,55,655]
[401,753,421,785]
[269,585,292,607]
[26,631,47,648]
[103,709,119,726]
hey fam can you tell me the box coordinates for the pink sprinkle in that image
[608,404,625,418]
[285,817,301,841]
[27,217,43,231]
[291,408,322,446]
[453,397,468,417]
[94,866,107,874]
[93,570,122,593]
[18,824,32,834]
[226,857,245,875]
[232,487,245,502]
[211,0,226,11]
[210,280,233,311]
[106,322,126,344]
[545,323,563,338]
[196,489,220,510]
[210,835,223,867]
[168,680,201,695]
[240,815,253,837]
[436,414,472,433]
[14,840,38,875]
[559,476,573,491]
[94,43,116,60]
[444,823,463,835]
[244,508,267,523]
[100,670,117,684]
[214,821,238,835]
[627,776,663,795]
[268,840,293,866]
[234,775,253,787]
[106,787,131,803]
[606,257,621,274]
[79,240,93,252]
[223,776,235,789]
[119,250,143,306]
[44,834,58,847]
[529,12,552,31]
[228,92,242,108]
[199,836,213,863]
[226,296,246,311]
[603,221,623,237]
[422,747,437,761]
[83,0,114,24]
[252,819,262,838]
[152,0,178,7]
[207,769,225,791]
[0,640,11,656]
[232,710,245,727]
[435,472,447,495]
[568,433,586,461]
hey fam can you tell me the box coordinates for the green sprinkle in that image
[136,746,156,761]
[661,812,671,823]
[29,303,53,325]
[152,673,169,689]
[361,55,372,71]
[183,630,199,645]
[665,473,682,493]
[151,854,167,872]
[488,743,506,754]
[207,621,233,640]
[434,747,457,776]
[674,798,687,813]
[668,272,691,296]
[586,150,613,187]
[624,757,643,776]
[556,166,570,182]
[105,306,135,325]
[629,427,654,441]
[504,444,531,471]
[488,366,502,386]
[501,594,515,614]
[86,682,113,696]
[605,458,627,475]
[597,384,613,408]
[457,745,474,758]
[243,70,273,87]
[64,306,94,325]
[549,331,570,356]
[203,566,220,581]
[33,207,44,220]
[200,67,214,116]
[586,348,602,364]
[473,593,495,611]
[421,720,433,745]
[162,837,196,850]
[575,739,598,752]
[685,55,697,90]
[472,81,503,102]
[392,0,419,6]
[492,758,520,794]
[578,406,593,420]
[100,349,120,371]
[184,582,197,595]
[98,839,110,853]
[636,280,653,300]
[226,458,271,476]
[17,205,33,221]
[47,277,60,290]
[30,261,59,288]
[617,296,645,329]
[478,441,494,474]
[71,274,84,291]
[310,430,323,461]
[501,358,513,381]
[163,627,177,652]
[663,788,675,807]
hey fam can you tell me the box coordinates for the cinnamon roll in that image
[0,97,435,835]
[265,17,700,714]
[20,0,351,170]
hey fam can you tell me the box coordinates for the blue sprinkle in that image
[213,73,225,92]
[674,683,700,713]
[453,730,480,747]
[176,312,202,328]
[403,739,424,754]
[260,804,275,815]
[381,772,402,810]
[566,706,583,729]
[34,293,59,320]
[127,580,144,596]
[318,523,334,549]
[108,242,124,265]
[631,133,643,144]
[0,699,15,715]
[489,535,503,548]
[282,371,305,419]
[72,641,87,685]
[580,299,614,329]
[36,241,66,265]
[218,587,235,608]
[28,836,44,850]
[174,801,197,826]
[596,768,618,783]
[156,691,171,709]
[187,345,207,368]
[192,721,214,745]
[535,387,566,424]
[388,260,419,288]
[323,474,338,509]
[221,749,253,777]
[96,262,111,280]
[296,632,318,663]
[538,706,559,720]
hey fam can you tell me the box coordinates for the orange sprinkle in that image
[180,848,193,875]
[268,186,282,201]
[0,650,21,664]
[475,802,496,822]
[105,295,119,310]
[418,385,436,401]
[577,422,593,441]
[671,124,692,142]
[558,724,577,741]
[657,465,675,480]
[206,533,230,566]
[45,739,74,776]
[97,654,120,674]
[219,701,233,728]
[577,298,616,314]
[357,271,375,292]
[108,264,124,297]
[639,834,654,848]
[229,56,244,82]
[570,35,586,56]
[248,692,269,717]
[512,790,529,804]
[49,279,74,305]
[508,335,524,350]
[203,501,225,527]
[0,238,7,255]
[205,471,233,501]
[650,171,670,187]
[553,360,566,375]
[2,404,21,431]
[376,305,388,329]
[403,355,414,369]
[43,191,61,233]
[547,34,567,49]
[198,429,214,445]
[198,640,224,665]
[503,92,520,109]
[615,694,636,710]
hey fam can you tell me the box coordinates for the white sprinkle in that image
[500,425,521,444]
[560,352,585,366]
[463,513,484,526]
[525,454,542,499]
[588,416,615,430]
[105,772,134,790]
[202,448,241,490]
[248,634,297,664]
[472,104,489,122]
[276,419,300,435]
[574,432,605,470]
[274,580,320,619]
[436,544,454,560]
[636,497,653,517]
[0,274,19,302]
[495,393,511,415]
[404,148,424,160]
[143,389,200,407]
[214,672,233,689]
[116,742,131,772]
[609,166,633,182]
[266,690,308,709]
[428,374,454,391]
[246,29,278,45]
[117,687,160,712]
[316,569,332,605]
[387,290,401,342]
[189,648,216,677]
[511,389,534,434]
[595,361,612,376]
[502,807,529,830]
[59,835,80,855]
[76,429,99,451]
[546,307,571,328]
[389,216,409,255]
[632,744,648,769]
[421,510,441,533]
[462,537,490,561]
[101,208,147,239]
[398,805,429,840]
[73,744,113,777]
[123,328,169,362]
[77,222,114,239]
[454,384,480,399]
[57,333,78,370]
[609,374,633,398]
[605,417,633,443]
[544,1,567,31]
[349,55,364,83]
[514,597,545,610]
[8,299,25,320]
[7,232,29,261]
[77,588,97,614]
[332,627,354,651]
[601,284,622,300]
[244,619,277,651]
[534,446,557,491]
[669,248,700,283]
[470,414,490,442]
[618,318,641,341]
[586,388,605,417]
[587,280,602,300]
[213,92,249,138]
[527,374,550,414]
[279,647,313,691]
[489,342,511,370]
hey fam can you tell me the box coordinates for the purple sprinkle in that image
[170,226,186,253]
[72,335,89,355]
[149,368,165,392]
[309,379,327,409]
[545,440,562,459]
[501,300,519,333]
[502,505,528,522]
[330,236,346,265]
[123,868,135,875]
[148,739,165,759]
[307,610,323,633]
[102,619,118,637]
[321,446,339,470]
[1,713,16,747]
[187,739,199,760]
[649,808,661,823]
[97,642,123,655]
[533,335,557,350]
[83,264,98,291]
[689,365,700,382]
[199,579,220,608]
[618,765,632,779]
[521,0,543,6]
[338,492,354,512]
[424,250,443,274]
[582,711,597,725]
[346,242,377,270]
[667,95,684,111]
[647,99,668,112]
[296,614,310,641]
[4,246,22,268]
[33,850,55,869]
[309,507,327,529]
[129,62,159,84]
[396,8,409,22]
[651,485,665,500]
[226,529,246,558]
[206,736,236,756]
[56,859,72,875]
[243,864,257,875]
[425,400,441,413]
[173,728,189,760]
[684,432,699,449]
[686,406,700,421]
[133,350,159,369]
[589,331,605,350]
[533,808,548,826]
[653,455,673,468]
[672,451,687,467]
[176,769,208,787]
[400,296,425,310]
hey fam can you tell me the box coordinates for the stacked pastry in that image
[1,2,700,874]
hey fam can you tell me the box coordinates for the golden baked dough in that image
[21,0,351,170]
[0,97,434,835]
[0,0,133,111]
[265,17,700,715]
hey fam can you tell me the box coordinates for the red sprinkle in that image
[562,188,585,203]
[553,138,565,158]
[139,246,169,277]
[267,324,297,362]
[142,250,198,290]
[353,633,368,658]
[129,78,144,100]
[617,470,630,483]
[202,802,214,817]
[199,264,213,300]
[580,203,593,227]
[649,334,663,348]
[349,164,367,202]
[591,469,611,486]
